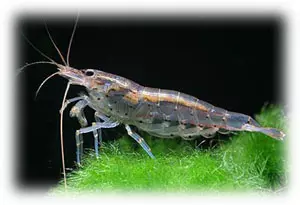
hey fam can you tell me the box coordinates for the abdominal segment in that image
[126,88,230,139]
[132,100,227,139]
[94,85,265,140]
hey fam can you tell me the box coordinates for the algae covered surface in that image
[52,105,288,194]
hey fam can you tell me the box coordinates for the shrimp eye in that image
[85,70,94,76]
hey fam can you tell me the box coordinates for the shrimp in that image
[20,18,286,168]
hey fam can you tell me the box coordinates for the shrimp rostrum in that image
[21,26,285,165]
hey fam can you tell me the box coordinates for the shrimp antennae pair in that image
[20,14,80,190]
[57,14,80,190]
[44,15,79,67]
[34,14,79,98]
[20,13,79,94]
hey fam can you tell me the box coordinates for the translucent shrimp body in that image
[55,65,285,163]
[21,18,285,166]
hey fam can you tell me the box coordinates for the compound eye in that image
[85,69,95,77]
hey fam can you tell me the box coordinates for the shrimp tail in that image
[242,124,285,140]
[225,112,285,140]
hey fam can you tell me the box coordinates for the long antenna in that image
[21,32,56,63]
[60,82,71,190]
[35,71,60,99]
[44,22,68,66]
[18,61,57,74]
[67,13,80,66]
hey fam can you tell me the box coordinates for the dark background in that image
[17,14,284,190]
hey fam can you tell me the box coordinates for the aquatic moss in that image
[52,105,288,194]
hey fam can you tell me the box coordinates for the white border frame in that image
[1,0,299,204]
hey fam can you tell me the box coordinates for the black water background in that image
[17,14,284,191]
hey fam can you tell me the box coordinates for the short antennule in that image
[44,21,67,66]
[18,61,58,75]
[67,14,80,66]
[35,71,60,99]
[21,32,56,63]
[19,30,59,74]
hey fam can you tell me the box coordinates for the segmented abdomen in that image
[124,87,229,139]
[89,84,255,139]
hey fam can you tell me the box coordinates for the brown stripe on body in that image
[89,70,209,112]
[91,75,140,104]
[95,79,209,113]
[140,87,209,112]
[123,90,139,104]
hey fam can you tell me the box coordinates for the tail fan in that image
[243,124,285,140]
